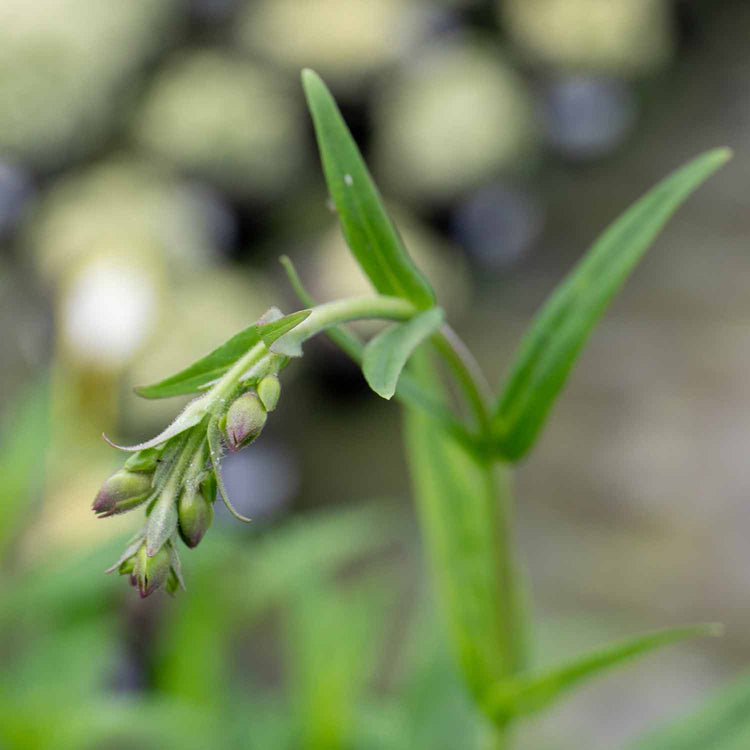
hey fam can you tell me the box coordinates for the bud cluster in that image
[95,375,281,597]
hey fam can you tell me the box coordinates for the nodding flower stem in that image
[201,295,421,415]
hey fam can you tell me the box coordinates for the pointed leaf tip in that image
[363,307,444,400]
[483,623,720,728]
[302,67,435,309]
[494,148,731,461]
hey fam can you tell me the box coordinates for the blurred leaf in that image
[302,69,436,310]
[135,310,310,399]
[630,668,750,750]
[286,577,394,750]
[404,349,527,704]
[0,377,49,559]
[494,148,731,461]
[154,502,403,705]
[364,307,444,399]
[484,624,721,728]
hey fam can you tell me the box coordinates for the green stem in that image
[433,326,493,437]
[487,727,511,750]
[162,425,206,500]
[271,295,418,357]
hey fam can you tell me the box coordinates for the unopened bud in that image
[131,542,171,598]
[257,375,281,412]
[221,392,267,452]
[178,484,213,548]
[201,471,217,505]
[93,470,153,517]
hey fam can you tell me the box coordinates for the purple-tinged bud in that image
[92,470,153,517]
[257,375,281,412]
[221,392,267,452]
[131,542,170,598]
[178,484,213,548]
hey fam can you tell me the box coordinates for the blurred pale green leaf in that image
[0,378,49,558]
[363,307,444,399]
[494,148,731,461]
[302,69,436,310]
[484,624,720,728]
[630,669,750,750]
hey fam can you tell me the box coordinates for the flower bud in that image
[200,471,217,505]
[178,484,213,548]
[93,470,153,517]
[221,392,267,452]
[131,542,171,598]
[257,375,281,412]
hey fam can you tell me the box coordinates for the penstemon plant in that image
[93,69,731,746]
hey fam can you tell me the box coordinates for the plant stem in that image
[433,325,493,438]
[487,726,511,750]
[271,295,418,356]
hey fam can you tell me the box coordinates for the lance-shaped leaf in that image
[484,624,721,728]
[630,668,750,749]
[494,148,731,461]
[363,307,444,399]
[135,309,310,399]
[302,68,435,310]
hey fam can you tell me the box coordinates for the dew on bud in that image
[221,392,267,452]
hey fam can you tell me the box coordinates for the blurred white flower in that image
[61,259,156,368]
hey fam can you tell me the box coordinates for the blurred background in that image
[0,0,748,747]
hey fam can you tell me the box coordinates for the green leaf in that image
[630,668,750,750]
[494,148,731,461]
[484,624,721,728]
[258,309,312,347]
[301,68,436,310]
[363,307,445,399]
[135,309,310,399]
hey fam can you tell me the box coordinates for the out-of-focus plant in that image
[91,69,732,747]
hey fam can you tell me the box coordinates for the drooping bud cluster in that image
[95,380,281,597]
